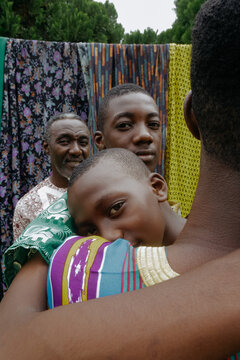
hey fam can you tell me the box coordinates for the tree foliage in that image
[123,27,159,44]
[0,0,124,43]
[0,0,21,37]
[0,0,206,44]
[123,0,206,44]
[166,0,207,43]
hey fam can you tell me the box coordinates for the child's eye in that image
[108,201,125,217]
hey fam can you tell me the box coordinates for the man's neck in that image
[167,155,240,274]
[50,173,68,189]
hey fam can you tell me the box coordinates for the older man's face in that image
[46,119,90,187]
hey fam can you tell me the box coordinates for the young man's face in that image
[68,159,166,247]
[44,119,90,187]
[95,93,162,172]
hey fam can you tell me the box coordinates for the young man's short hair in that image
[97,83,153,132]
[68,148,150,189]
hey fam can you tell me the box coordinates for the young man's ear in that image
[94,131,106,151]
[184,90,200,140]
[43,140,50,155]
[149,173,168,202]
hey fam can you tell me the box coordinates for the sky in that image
[98,0,177,34]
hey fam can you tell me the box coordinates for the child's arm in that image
[1,250,240,359]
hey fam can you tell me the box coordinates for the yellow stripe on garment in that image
[136,246,179,287]
[165,44,201,217]
[62,236,108,305]
[81,237,108,302]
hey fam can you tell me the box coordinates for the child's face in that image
[95,93,161,172]
[68,159,166,247]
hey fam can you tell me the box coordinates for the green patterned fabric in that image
[4,192,76,287]
[0,37,7,131]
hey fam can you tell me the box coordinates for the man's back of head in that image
[176,0,240,273]
[191,0,240,171]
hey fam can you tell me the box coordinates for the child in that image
[47,148,186,307]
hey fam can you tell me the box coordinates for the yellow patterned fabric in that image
[165,44,201,217]
[136,246,179,287]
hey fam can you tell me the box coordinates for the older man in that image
[13,112,90,240]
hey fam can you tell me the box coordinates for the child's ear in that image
[184,90,200,140]
[149,173,168,202]
[94,131,106,151]
[43,140,49,155]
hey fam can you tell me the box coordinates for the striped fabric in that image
[47,236,145,308]
[47,236,182,308]
[227,354,240,360]
[87,43,169,175]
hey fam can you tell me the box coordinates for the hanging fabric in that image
[0,38,89,282]
[0,36,8,300]
[77,42,91,100]
[86,43,169,174]
[0,37,8,133]
[165,44,201,218]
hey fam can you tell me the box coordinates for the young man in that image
[95,84,162,172]
[13,113,90,240]
[1,1,240,357]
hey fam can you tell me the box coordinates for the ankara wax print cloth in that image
[0,38,89,288]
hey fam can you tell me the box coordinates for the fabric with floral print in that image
[0,38,89,290]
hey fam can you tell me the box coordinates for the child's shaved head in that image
[68,148,150,189]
